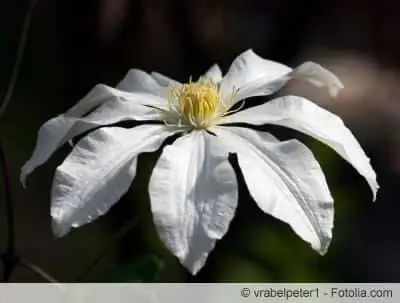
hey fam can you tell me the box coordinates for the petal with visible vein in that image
[219,49,292,102]
[149,131,238,274]
[116,69,167,97]
[221,95,378,200]
[215,126,334,254]
[219,49,343,103]
[51,124,177,237]
[21,87,166,186]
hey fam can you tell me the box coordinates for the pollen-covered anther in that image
[168,77,228,129]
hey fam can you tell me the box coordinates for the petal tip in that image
[315,236,332,256]
[372,187,379,202]
[182,258,205,276]
[20,167,29,188]
[51,220,69,238]
[51,207,71,238]
[20,174,27,189]
[369,176,379,202]
[238,48,256,59]
[328,80,345,99]
[21,180,27,189]
[293,61,344,99]
[310,229,332,256]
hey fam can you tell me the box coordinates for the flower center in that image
[169,77,220,128]
[167,77,237,129]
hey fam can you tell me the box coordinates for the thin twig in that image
[19,257,58,283]
[0,0,38,281]
[77,216,140,281]
[0,0,38,120]
[0,141,18,282]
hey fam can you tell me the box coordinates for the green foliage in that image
[101,255,164,283]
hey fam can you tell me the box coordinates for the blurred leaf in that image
[215,254,273,282]
[102,255,164,282]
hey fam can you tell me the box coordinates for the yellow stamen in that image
[166,76,237,129]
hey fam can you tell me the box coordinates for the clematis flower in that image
[21,49,378,275]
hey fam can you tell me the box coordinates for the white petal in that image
[116,69,167,97]
[65,84,153,117]
[292,62,344,98]
[151,71,182,88]
[203,64,223,83]
[21,86,166,186]
[51,125,177,237]
[149,131,238,274]
[66,83,167,117]
[215,126,334,254]
[219,49,292,101]
[219,49,343,103]
[221,95,378,200]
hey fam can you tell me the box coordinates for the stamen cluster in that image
[166,77,238,129]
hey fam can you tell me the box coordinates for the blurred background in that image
[0,0,400,282]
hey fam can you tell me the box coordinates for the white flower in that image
[21,49,378,275]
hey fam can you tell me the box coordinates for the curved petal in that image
[215,126,334,254]
[151,71,182,88]
[291,61,344,98]
[221,95,378,200]
[219,49,292,101]
[116,69,167,97]
[203,64,223,83]
[64,84,161,117]
[149,131,238,274]
[219,49,343,104]
[21,86,167,186]
[51,125,178,237]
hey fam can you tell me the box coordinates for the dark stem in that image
[19,257,58,283]
[0,141,18,282]
[0,0,38,281]
[0,0,38,120]
[77,216,140,281]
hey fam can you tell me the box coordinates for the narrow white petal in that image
[149,131,238,274]
[291,62,344,98]
[116,69,166,96]
[21,87,166,186]
[219,49,343,103]
[51,125,177,237]
[151,72,182,88]
[203,64,223,83]
[65,84,145,117]
[215,126,334,254]
[219,49,292,101]
[221,95,378,199]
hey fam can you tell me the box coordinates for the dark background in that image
[1,0,400,282]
